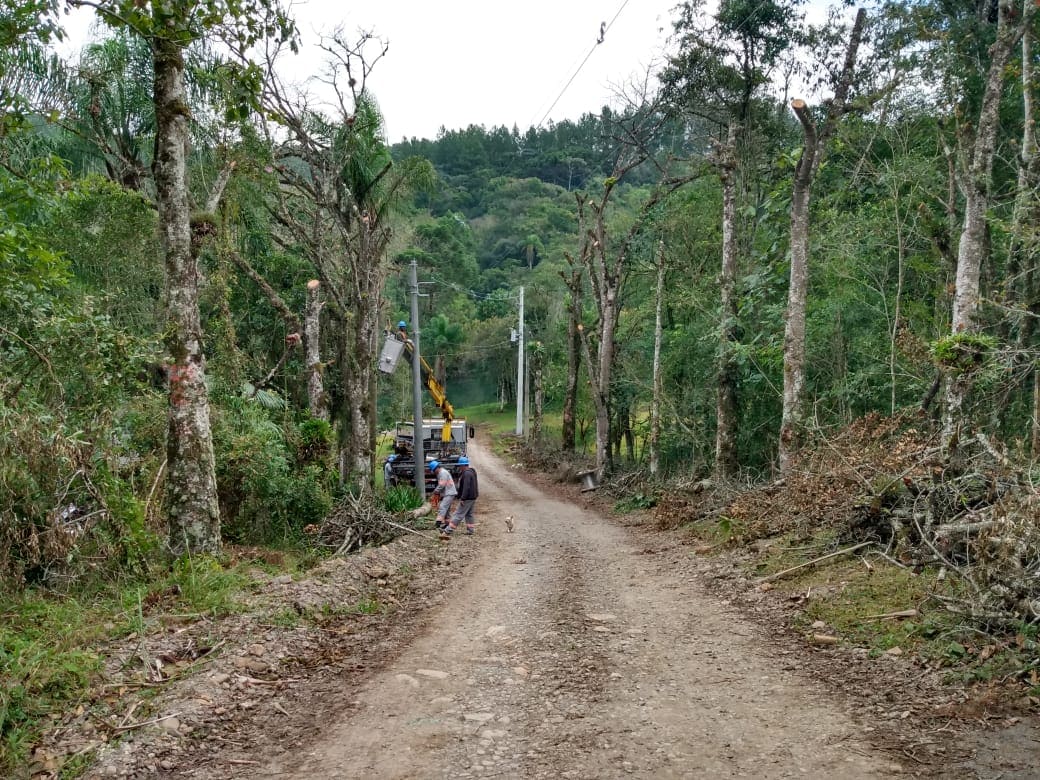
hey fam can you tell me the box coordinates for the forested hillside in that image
[1,0,1039,772]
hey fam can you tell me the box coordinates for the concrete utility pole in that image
[409,258,425,493]
[516,286,525,436]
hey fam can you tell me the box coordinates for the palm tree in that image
[424,313,464,391]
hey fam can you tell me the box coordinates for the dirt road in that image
[259,441,901,779]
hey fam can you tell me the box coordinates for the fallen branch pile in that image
[655,413,936,538]
[653,411,1040,625]
[850,434,1040,624]
[308,491,432,555]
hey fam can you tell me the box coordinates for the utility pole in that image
[409,258,425,494]
[516,286,525,436]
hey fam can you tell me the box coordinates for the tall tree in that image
[569,101,696,478]
[71,0,295,555]
[649,240,666,475]
[942,0,1037,454]
[779,8,867,474]
[560,264,583,452]
[713,125,740,478]
[662,0,800,480]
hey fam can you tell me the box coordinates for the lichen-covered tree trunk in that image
[532,363,544,443]
[993,22,1040,429]
[153,36,220,555]
[1033,369,1040,457]
[340,301,379,484]
[593,301,616,477]
[943,0,1033,453]
[305,279,327,420]
[562,316,579,451]
[714,126,739,480]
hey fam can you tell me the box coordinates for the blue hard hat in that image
[397,321,407,329]
[428,460,439,471]
[458,456,469,465]
[386,454,396,462]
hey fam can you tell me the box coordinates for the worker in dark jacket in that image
[440,456,478,539]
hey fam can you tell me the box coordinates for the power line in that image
[531,0,633,130]
[530,0,785,133]
[426,273,521,303]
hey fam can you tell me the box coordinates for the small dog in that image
[504,516,514,533]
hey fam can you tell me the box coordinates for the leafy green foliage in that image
[170,553,245,615]
[382,485,422,513]
[614,492,658,513]
[931,333,997,374]
[294,417,334,467]
[212,401,336,545]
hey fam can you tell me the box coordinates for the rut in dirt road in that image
[260,442,902,779]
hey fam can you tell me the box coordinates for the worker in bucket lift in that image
[428,460,456,532]
[395,320,411,343]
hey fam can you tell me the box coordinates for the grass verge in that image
[0,550,306,775]
[685,520,1040,701]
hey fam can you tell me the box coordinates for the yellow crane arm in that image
[401,340,455,441]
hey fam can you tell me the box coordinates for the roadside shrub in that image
[212,400,336,545]
[292,416,334,467]
[382,485,423,513]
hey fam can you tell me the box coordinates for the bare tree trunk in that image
[890,194,906,416]
[779,9,867,475]
[343,290,380,483]
[562,317,579,451]
[649,241,665,476]
[305,279,327,420]
[780,100,816,474]
[943,0,1034,454]
[582,301,616,478]
[623,406,635,462]
[153,36,220,556]
[575,178,691,478]
[1033,367,1040,458]
[993,22,1040,429]
[714,125,739,480]
[533,363,544,443]
[561,267,582,452]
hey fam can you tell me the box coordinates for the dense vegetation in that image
[1,0,1039,769]
[0,0,1036,573]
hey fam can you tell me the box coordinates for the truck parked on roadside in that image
[378,325,474,494]
[385,418,473,493]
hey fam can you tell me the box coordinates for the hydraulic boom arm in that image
[399,339,455,441]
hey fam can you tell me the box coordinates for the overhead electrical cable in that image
[427,273,521,302]
[530,0,784,134]
[530,0,633,130]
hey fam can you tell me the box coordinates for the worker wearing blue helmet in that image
[429,459,456,530]
[441,455,478,540]
[383,453,397,487]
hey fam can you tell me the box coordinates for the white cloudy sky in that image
[59,0,680,142]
